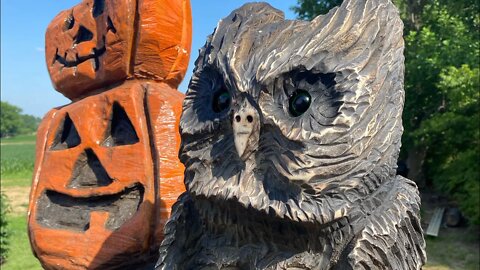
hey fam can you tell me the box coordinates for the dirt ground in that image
[3,186,30,216]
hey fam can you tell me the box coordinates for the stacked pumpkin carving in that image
[27,0,192,269]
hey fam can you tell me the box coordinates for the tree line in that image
[0,101,41,138]
[293,0,479,224]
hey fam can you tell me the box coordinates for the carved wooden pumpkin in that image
[29,0,191,268]
[46,0,192,100]
[29,82,185,269]
[45,0,136,99]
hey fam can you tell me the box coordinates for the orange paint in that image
[29,0,191,268]
[45,0,137,100]
[45,0,192,100]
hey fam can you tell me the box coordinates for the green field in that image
[0,134,478,269]
[1,134,41,269]
[2,215,42,270]
[1,135,36,186]
[1,135,38,144]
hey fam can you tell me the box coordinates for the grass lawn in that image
[1,134,37,145]
[1,134,41,268]
[425,227,480,270]
[2,215,42,270]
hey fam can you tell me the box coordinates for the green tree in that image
[0,102,23,138]
[0,102,41,138]
[291,0,343,18]
[292,0,480,224]
[19,114,41,135]
[400,0,479,224]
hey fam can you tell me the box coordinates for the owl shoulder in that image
[345,176,426,270]
[155,192,203,269]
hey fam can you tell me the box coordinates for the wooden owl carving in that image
[156,0,426,269]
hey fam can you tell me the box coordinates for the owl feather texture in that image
[156,0,426,269]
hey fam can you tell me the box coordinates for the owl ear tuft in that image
[200,3,285,70]
[220,3,284,30]
[303,0,404,72]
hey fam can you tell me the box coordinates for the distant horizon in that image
[1,0,296,118]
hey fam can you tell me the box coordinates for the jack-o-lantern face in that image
[45,0,192,100]
[28,83,185,269]
[45,0,136,99]
[33,0,191,267]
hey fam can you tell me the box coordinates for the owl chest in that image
[184,220,338,270]
[189,239,333,270]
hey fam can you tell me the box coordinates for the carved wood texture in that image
[156,0,426,269]
[28,0,192,268]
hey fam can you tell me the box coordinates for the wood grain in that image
[157,0,426,269]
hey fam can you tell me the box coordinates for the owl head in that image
[180,0,404,224]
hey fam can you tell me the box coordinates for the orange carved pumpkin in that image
[45,0,136,99]
[29,83,184,269]
[46,0,192,100]
[28,0,191,268]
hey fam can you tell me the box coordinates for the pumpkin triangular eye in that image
[107,16,117,33]
[63,13,75,32]
[51,113,81,150]
[102,102,139,147]
[68,148,113,188]
[74,26,93,45]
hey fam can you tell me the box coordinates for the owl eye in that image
[289,90,311,117]
[212,87,231,113]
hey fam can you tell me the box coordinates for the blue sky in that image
[1,0,297,117]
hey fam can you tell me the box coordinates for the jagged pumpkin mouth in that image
[54,45,106,71]
[36,183,144,232]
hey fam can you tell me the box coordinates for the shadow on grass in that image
[424,226,480,270]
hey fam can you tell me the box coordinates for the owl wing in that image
[155,193,202,269]
[344,176,426,269]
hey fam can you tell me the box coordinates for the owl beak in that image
[232,99,260,160]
